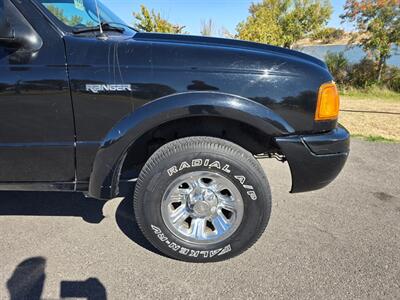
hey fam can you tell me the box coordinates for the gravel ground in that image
[0,139,399,299]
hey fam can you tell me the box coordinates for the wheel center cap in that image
[189,188,218,217]
[193,201,211,217]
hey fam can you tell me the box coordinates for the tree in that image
[219,27,235,39]
[311,27,345,43]
[200,19,215,36]
[133,5,186,34]
[201,19,235,38]
[46,5,83,26]
[236,0,332,48]
[341,0,400,82]
[236,2,284,45]
[325,52,350,84]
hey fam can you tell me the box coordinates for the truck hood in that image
[133,32,327,69]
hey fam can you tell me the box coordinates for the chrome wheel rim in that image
[161,171,244,245]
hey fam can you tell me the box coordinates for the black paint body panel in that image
[275,125,350,193]
[302,124,350,155]
[0,0,349,198]
[64,32,335,184]
[0,0,75,182]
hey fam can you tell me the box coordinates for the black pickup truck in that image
[0,0,349,262]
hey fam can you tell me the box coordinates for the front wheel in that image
[134,136,272,262]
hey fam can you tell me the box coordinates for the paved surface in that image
[0,139,399,299]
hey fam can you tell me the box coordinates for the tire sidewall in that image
[136,146,271,262]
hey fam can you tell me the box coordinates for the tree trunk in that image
[377,56,386,83]
[283,41,292,49]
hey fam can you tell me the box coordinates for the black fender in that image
[88,91,295,199]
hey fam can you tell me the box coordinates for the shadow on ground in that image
[7,257,107,300]
[0,184,161,256]
[0,186,163,298]
[115,183,163,256]
[0,191,105,224]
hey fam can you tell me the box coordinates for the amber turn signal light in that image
[315,82,340,121]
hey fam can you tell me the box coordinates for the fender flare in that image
[88,91,295,199]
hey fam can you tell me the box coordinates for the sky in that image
[102,0,353,35]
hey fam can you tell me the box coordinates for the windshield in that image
[37,0,128,31]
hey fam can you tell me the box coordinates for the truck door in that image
[0,0,75,183]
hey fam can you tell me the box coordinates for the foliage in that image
[325,52,350,84]
[200,19,215,36]
[236,1,284,46]
[311,27,345,43]
[341,85,400,101]
[383,66,400,92]
[341,0,400,82]
[219,27,235,39]
[325,51,400,92]
[236,0,332,48]
[352,134,398,143]
[46,5,83,26]
[200,19,235,38]
[133,5,186,34]
[348,58,378,88]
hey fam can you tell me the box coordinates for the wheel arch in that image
[88,91,294,199]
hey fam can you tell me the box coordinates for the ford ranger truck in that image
[0,0,349,262]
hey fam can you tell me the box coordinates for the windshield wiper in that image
[73,22,125,34]
[102,22,138,32]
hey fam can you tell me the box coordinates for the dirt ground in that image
[340,96,400,141]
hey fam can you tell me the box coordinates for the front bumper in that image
[275,125,350,193]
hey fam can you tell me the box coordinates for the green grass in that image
[352,134,399,143]
[340,86,400,102]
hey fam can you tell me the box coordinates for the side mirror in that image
[0,26,16,45]
[0,0,42,51]
[0,1,17,47]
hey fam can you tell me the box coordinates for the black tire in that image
[134,136,271,262]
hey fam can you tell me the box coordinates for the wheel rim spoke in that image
[177,186,192,195]
[210,180,226,193]
[218,195,236,212]
[167,190,186,205]
[190,218,207,240]
[212,211,230,234]
[170,205,189,225]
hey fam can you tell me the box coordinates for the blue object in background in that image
[298,45,400,67]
